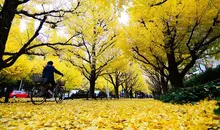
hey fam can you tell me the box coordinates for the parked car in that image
[64,90,79,99]
[71,90,88,99]
[94,90,107,98]
[9,90,28,98]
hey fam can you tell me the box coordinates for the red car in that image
[10,90,28,98]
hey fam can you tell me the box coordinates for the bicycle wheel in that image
[30,84,46,105]
[54,86,64,103]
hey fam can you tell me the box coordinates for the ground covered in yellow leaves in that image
[0,99,219,130]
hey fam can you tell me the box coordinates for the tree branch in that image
[25,33,81,51]
[132,46,162,74]
[150,0,168,7]
[68,50,91,63]
[4,16,46,67]
[66,58,90,80]
[96,56,115,77]
[16,1,81,27]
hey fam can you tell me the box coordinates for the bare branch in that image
[18,0,30,4]
[68,50,91,63]
[96,56,115,77]
[204,49,220,56]
[4,51,45,56]
[132,46,159,71]
[16,1,81,27]
[97,40,115,57]
[149,46,168,70]
[81,35,91,62]
[150,0,168,7]
[66,58,90,80]
[25,33,81,51]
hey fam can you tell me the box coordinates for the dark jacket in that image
[42,65,63,83]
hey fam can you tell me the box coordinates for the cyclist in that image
[42,61,64,93]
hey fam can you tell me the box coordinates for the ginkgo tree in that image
[0,56,31,84]
[63,0,119,98]
[125,0,220,89]
[103,55,128,98]
[0,0,82,71]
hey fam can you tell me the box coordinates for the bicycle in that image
[30,74,65,105]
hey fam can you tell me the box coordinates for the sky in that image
[118,5,130,25]
[118,11,129,25]
[19,1,130,41]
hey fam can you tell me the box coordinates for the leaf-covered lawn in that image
[0,99,219,130]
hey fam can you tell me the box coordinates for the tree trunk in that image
[169,71,184,88]
[129,89,133,98]
[89,61,96,98]
[88,41,97,99]
[166,40,184,88]
[161,75,168,93]
[4,93,10,103]
[0,0,20,70]
[114,80,120,98]
[89,77,95,98]
[114,86,119,99]
[124,89,129,98]
[4,86,12,103]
